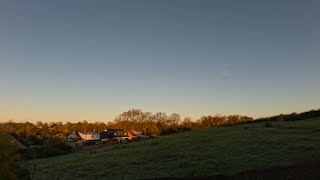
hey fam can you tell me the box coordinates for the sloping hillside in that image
[29,118,320,180]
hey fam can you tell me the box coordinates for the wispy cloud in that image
[219,68,233,80]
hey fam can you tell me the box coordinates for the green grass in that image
[28,118,320,180]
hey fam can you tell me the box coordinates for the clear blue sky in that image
[0,0,319,123]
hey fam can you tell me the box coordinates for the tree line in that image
[1,108,320,145]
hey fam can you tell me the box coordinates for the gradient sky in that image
[0,0,319,123]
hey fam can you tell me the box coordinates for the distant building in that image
[128,130,141,139]
[7,133,30,151]
[64,131,80,148]
[100,129,129,143]
[66,131,79,141]
[78,132,100,141]
[68,129,148,146]
[128,130,149,140]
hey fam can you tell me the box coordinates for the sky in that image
[0,0,319,123]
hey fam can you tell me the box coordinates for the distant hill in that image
[255,109,320,122]
[28,118,320,180]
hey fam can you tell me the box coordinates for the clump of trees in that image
[110,109,192,136]
[197,114,254,127]
[109,109,255,135]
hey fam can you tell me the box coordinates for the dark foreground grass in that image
[28,118,320,180]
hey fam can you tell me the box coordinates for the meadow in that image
[29,118,320,180]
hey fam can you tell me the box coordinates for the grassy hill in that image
[28,118,320,180]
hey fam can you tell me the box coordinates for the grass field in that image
[28,118,320,180]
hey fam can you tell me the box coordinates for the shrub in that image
[264,122,273,128]
[29,137,72,159]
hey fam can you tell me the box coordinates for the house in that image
[128,130,141,140]
[7,133,30,151]
[128,130,149,140]
[78,132,100,141]
[66,131,79,141]
[67,129,148,146]
[100,129,129,143]
[64,131,80,148]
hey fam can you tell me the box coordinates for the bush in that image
[29,137,72,159]
[43,138,72,157]
[161,127,178,135]
[264,122,273,128]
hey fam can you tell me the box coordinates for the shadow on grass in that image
[142,159,320,180]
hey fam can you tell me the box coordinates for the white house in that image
[78,132,100,141]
